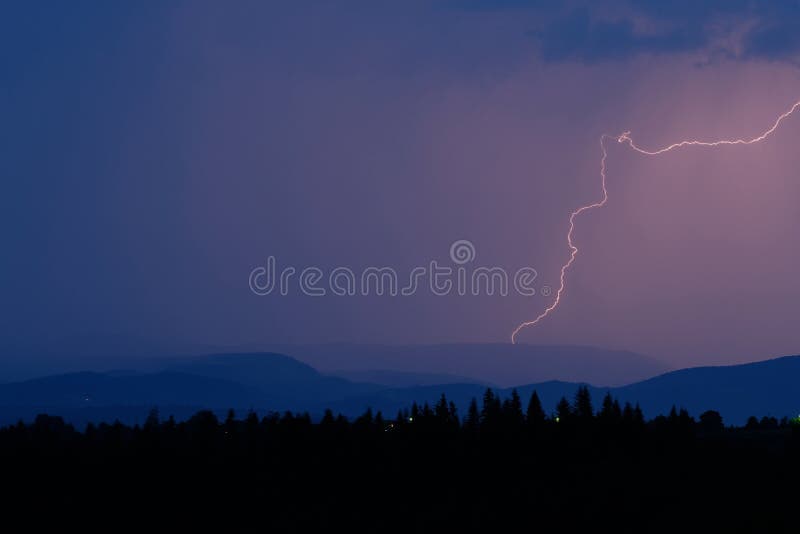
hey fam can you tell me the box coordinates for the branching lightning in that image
[511,99,800,344]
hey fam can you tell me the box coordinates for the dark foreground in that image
[3,388,798,532]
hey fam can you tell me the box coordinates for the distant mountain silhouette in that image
[332,356,800,425]
[330,369,489,388]
[612,355,800,424]
[0,341,667,386]
[293,350,798,425]
[0,351,797,426]
[0,371,256,406]
[0,371,262,427]
[0,353,380,425]
[165,352,380,402]
[265,343,669,387]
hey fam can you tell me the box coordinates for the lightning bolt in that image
[511,99,800,344]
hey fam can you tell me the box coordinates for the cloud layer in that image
[461,0,800,63]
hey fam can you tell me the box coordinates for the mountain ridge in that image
[0,351,796,426]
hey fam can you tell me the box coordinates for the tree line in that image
[2,386,798,531]
[3,385,798,444]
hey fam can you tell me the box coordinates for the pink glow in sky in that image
[6,2,800,373]
[512,96,800,344]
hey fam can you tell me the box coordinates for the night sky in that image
[5,1,800,372]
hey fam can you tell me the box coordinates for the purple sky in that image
[4,1,800,371]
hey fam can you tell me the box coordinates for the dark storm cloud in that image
[742,3,800,61]
[531,7,705,62]
[453,0,800,63]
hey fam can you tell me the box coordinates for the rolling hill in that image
[0,351,796,426]
[264,343,670,387]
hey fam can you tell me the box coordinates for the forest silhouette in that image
[3,386,798,531]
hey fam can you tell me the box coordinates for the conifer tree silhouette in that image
[573,386,593,420]
[526,390,546,427]
[465,398,480,432]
